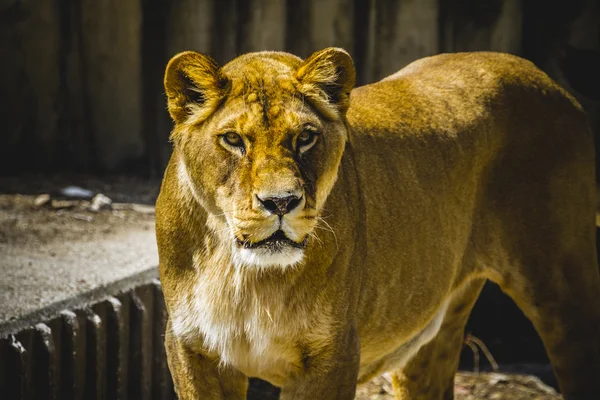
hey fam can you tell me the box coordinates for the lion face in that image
[164,49,355,268]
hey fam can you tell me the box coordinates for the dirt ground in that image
[0,175,562,399]
[0,174,158,245]
[356,373,560,399]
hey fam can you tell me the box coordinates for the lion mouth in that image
[237,230,308,250]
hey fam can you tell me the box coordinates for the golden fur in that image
[156,48,600,399]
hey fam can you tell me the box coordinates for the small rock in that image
[34,194,51,207]
[89,193,112,212]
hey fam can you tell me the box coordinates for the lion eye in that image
[222,132,244,147]
[297,130,318,152]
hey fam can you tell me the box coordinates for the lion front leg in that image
[165,321,248,400]
[392,279,485,400]
[280,325,360,400]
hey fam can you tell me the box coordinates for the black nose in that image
[257,195,302,216]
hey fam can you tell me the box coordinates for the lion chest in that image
[170,284,306,384]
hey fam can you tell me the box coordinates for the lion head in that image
[164,48,355,268]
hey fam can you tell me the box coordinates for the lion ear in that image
[295,47,356,115]
[164,51,230,124]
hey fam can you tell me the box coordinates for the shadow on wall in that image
[0,0,598,176]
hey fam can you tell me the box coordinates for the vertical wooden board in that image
[79,0,144,170]
[129,289,153,400]
[138,285,155,400]
[84,308,106,400]
[0,10,27,171]
[128,291,144,399]
[22,0,62,163]
[74,311,89,400]
[21,0,62,162]
[0,338,7,395]
[32,323,56,400]
[568,0,600,49]
[0,0,62,171]
[47,318,62,400]
[115,292,132,398]
[441,0,494,52]
[308,0,354,53]
[559,0,600,181]
[287,0,353,59]
[59,311,79,400]
[159,0,216,173]
[212,0,240,64]
[16,329,34,400]
[439,0,521,55]
[238,0,286,53]
[285,0,311,57]
[352,0,375,86]
[370,0,439,81]
[166,0,214,55]
[58,0,92,168]
[151,90,173,175]
[1,335,28,400]
[105,296,128,400]
[151,280,175,400]
[490,0,523,54]
[142,0,171,176]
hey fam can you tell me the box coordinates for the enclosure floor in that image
[356,372,560,399]
[0,189,158,335]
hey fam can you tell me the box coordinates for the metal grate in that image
[0,280,173,400]
[0,279,280,400]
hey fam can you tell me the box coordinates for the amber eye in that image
[297,130,318,152]
[222,132,244,148]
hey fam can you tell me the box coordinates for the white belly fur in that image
[171,251,453,386]
[358,299,450,381]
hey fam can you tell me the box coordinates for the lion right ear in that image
[164,51,230,124]
[295,47,356,117]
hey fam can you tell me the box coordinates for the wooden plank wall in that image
[0,0,598,175]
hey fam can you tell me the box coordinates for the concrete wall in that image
[0,0,598,174]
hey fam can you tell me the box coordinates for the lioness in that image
[156,48,600,399]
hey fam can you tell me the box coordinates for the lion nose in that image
[257,195,302,216]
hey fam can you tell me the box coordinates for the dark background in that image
[1,0,599,177]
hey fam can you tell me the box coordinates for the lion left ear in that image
[295,47,356,115]
[164,51,230,124]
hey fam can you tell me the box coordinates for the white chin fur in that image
[233,246,304,269]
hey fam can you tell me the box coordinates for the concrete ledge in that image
[0,267,158,338]
[0,194,158,337]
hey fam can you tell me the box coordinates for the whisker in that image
[317,217,338,250]
[308,231,324,247]
[316,209,335,219]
